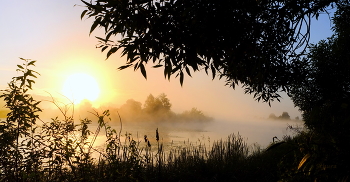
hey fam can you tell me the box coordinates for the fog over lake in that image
[91,118,304,151]
[28,95,304,156]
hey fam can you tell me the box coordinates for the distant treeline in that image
[110,93,213,123]
[268,112,300,121]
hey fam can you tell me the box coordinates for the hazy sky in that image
[0,0,335,121]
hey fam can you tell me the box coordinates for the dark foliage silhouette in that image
[113,93,212,122]
[288,5,350,180]
[81,0,349,103]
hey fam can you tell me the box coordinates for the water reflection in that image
[90,118,304,155]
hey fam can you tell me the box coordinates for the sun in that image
[62,73,101,104]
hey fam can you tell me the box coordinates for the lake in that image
[3,117,304,158]
[90,118,304,152]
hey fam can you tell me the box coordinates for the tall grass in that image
[1,59,308,181]
[1,110,286,182]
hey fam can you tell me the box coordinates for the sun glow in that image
[62,73,101,104]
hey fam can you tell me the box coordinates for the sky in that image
[0,0,335,121]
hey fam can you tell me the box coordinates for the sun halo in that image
[62,73,101,104]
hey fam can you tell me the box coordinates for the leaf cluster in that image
[81,0,346,103]
[0,58,41,139]
[0,58,42,181]
[289,5,350,134]
[0,59,148,181]
[114,93,213,123]
[287,5,350,181]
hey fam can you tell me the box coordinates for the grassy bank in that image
[0,110,307,182]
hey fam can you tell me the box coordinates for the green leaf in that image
[17,65,24,69]
[118,64,133,70]
[90,17,101,35]
[81,10,88,20]
[204,66,209,75]
[81,0,103,12]
[106,31,114,41]
[28,79,35,85]
[164,58,172,79]
[185,66,192,77]
[27,140,32,147]
[153,64,163,68]
[180,71,184,86]
[211,64,216,79]
[28,61,36,66]
[171,65,181,74]
[106,47,118,60]
[298,153,311,170]
[134,62,139,71]
[101,46,109,52]
[95,36,107,42]
[139,63,147,79]
[28,71,37,78]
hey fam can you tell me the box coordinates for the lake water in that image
[90,118,304,151]
[3,117,304,158]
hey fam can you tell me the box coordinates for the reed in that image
[1,106,283,182]
[0,59,304,181]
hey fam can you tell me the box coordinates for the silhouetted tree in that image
[143,94,156,113]
[113,94,214,122]
[289,5,350,135]
[143,93,172,114]
[120,99,142,113]
[279,112,291,120]
[81,0,347,103]
[118,99,143,121]
[157,93,171,112]
[179,108,212,122]
[288,5,350,180]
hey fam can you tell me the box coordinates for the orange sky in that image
[0,0,335,121]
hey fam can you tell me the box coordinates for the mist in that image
[30,93,304,149]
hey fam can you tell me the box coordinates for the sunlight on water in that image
[5,116,304,162]
[87,118,304,157]
[9,117,303,160]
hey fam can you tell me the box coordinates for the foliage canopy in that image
[287,5,350,180]
[289,5,350,134]
[81,0,347,103]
